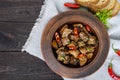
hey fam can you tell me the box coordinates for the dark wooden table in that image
[0,0,63,80]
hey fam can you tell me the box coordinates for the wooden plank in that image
[0,0,44,22]
[0,52,63,80]
[0,22,34,51]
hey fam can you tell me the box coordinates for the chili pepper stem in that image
[109,58,113,68]
[112,43,117,52]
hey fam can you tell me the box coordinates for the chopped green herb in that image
[95,10,112,28]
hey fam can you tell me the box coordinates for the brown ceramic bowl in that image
[41,10,109,78]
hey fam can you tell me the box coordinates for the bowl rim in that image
[41,10,110,78]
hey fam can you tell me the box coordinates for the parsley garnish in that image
[95,10,112,28]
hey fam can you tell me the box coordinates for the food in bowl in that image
[52,23,98,67]
[41,10,109,78]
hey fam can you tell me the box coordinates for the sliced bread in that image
[110,1,120,17]
[90,0,110,12]
[101,0,116,11]
[74,0,99,7]
[74,0,99,4]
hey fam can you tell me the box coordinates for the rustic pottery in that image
[41,10,109,78]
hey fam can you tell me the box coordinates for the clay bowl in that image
[41,10,109,78]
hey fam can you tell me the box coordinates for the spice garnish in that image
[108,58,120,80]
[112,44,120,56]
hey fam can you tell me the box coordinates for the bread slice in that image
[101,0,116,11]
[74,0,99,7]
[90,0,110,12]
[110,1,120,17]
[74,0,99,4]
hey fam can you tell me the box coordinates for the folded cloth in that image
[22,0,120,80]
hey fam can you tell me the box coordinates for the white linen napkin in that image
[22,0,120,80]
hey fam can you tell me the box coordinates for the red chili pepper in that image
[64,2,80,9]
[112,44,120,56]
[77,54,84,58]
[68,45,76,50]
[55,32,61,43]
[86,25,91,32]
[74,27,79,37]
[108,59,120,80]
[74,27,78,35]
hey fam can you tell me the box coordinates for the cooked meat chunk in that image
[78,41,86,47]
[79,32,89,42]
[57,50,66,61]
[52,40,58,49]
[86,46,95,53]
[61,38,70,46]
[86,53,93,59]
[87,36,96,45]
[62,28,72,38]
[79,56,87,66]
[82,26,91,37]
[57,54,65,61]
[73,23,83,28]
[56,47,64,54]
[63,55,70,64]
[70,56,79,65]
[79,47,87,54]
[60,24,68,35]
[69,50,80,58]
[70,35,79,42]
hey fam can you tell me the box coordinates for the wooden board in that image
[0,0,63,79]
[0,22,33,51]
[0,0,43,22]
[0,52,63,80]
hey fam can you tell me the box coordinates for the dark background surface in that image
[0,0,63,80]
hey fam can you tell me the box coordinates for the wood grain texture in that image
[0,0,44,22]
[0,0,63,79]
[0,52,63,80]
[0,0,44,51]
[0,22,33,51]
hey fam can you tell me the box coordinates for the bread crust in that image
[110,2,120,17]
[90,0,110,12]
[74,0,99,7]
[74,0,120,17]
[74,0,99,4]
[101,0,116,11]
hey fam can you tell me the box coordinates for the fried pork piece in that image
[69,50,80,58]
[57,50,66,61]
[86,53,93,59]
[60,24,68,35]
[79,32,89,42]
[73,23,83,28]
[79,47,87,54]
[70,56,79,65]
[57,54,65,62]
[61,37,70,46]
[63,55,71,64]
[86,46,95,53]
[78,41,86,47]
[87,36,96,45]
[56,47,64,54]
[56,47,68,62]
[79,45,95,54]
[70,35,79,42]
[56,47,69,54]
[52,40,58,49]
[79,55,87,66]
[62,28,72,38]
